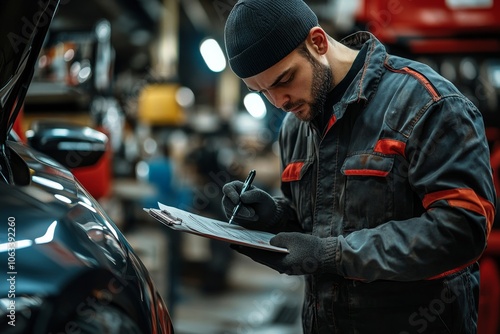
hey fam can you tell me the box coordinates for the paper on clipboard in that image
[144,203,288,253]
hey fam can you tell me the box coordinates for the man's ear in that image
[308,27,328,55]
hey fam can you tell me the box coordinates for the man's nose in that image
[265,89,289,110]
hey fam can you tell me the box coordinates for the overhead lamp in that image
[244,93,267,119]
[200,38,226,73]
[459,57,478,81]
[176,86,195,108]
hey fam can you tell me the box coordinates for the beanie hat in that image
[224,0,318,78]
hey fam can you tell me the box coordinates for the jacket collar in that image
[330,31,387,122]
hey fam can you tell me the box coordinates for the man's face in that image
[243,44,333,122]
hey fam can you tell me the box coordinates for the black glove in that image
[222,181,283,231]
[231,232,337,275]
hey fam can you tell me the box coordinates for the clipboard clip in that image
[161,210,183,225]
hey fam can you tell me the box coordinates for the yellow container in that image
[138,83,185,126]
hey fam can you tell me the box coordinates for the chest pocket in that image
[282,159,315,232]
[341,153,395,232]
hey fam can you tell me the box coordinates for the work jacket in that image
[276,32,496,333]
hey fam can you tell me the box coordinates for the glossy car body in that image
[0,0,173,333]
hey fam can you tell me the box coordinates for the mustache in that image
[283,100,307,111]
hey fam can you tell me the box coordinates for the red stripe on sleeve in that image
[422,188,495,237]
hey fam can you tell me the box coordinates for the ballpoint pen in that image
[228,169,256,225]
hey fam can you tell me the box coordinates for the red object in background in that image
[71,127,112,200]
[12,105,112,200]
[356,0,500,54]
[478,255,500,334]
[356,0,500,37]
[489,130,500,198]
[486,232,500,258]
[485,140,500,334]
[71,145,112,199]
[12,105,26,143]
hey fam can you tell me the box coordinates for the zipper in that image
[309,123,322,233]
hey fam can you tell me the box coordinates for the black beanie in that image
[224,0,318,79]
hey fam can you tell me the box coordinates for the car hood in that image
[0,0,60,187]
[0,0,60,142]
[0,141,133,297]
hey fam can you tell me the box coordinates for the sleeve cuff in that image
[320,237,338,274]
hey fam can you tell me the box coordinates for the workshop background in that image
[13,0,500,333]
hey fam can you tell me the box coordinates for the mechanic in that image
[221,0,497,333]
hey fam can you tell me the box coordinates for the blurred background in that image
[12,0,500,333]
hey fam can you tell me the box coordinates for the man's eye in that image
[281,75,294,85]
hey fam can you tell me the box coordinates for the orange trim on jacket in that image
[343,169,389,177]
[325,115,337,135]
[374,139,406,157]
[422,188,495,237]
[385,66,441,102]
[423,188,495,280]
[282,162,305,182]
[427,261,476,280]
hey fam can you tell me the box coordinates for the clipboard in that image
[144,203,288,253]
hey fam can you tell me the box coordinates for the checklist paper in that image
[145,203,288,253]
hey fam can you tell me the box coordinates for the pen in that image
[228,169,256,225]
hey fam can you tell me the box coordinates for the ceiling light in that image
[244,93,267,119]
[200,38,226,73]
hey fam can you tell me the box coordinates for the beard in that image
[283,55,333,122]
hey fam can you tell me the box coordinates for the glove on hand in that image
[222,181,282,231]
[232,232,337,275]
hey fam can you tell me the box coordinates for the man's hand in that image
[232,232,337,275]
[222,181,282,231]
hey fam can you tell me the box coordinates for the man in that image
[221,0,496,333]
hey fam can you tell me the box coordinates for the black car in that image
[0,1,174,333]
